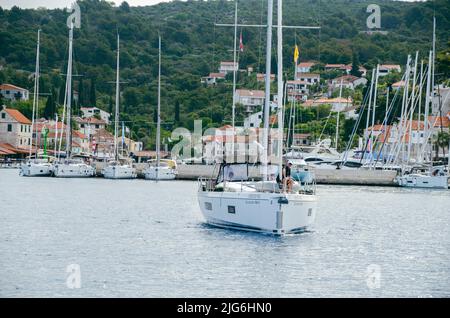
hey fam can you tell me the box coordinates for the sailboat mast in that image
[156,36,162,178]
[277,0,284,176]
[65,23,74,158]
[335,79,343,151]
[114,34,120,161]
[370,64,379,155]
[365,69,375,151]
[262,0,274,181]
[232,1,238,131]
[30,29,40,158]
[407,51,418,162]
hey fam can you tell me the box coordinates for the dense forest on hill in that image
[0,0,449,149]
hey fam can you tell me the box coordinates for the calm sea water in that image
[0,169,449,297]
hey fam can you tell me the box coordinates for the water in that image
[0,169,449,297]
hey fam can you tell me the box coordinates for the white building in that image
[0,84,29,101]
[244,111,263,129]
[286,80,309,102]
[75,117,108,137]
[330,75,368,90]
[297,62,316,74]
[80,107,111,124]
[219,61,239,75]
[201,73,226,86]
[302,97,353,112]
[295,73,320,86]
[235,89,265,113]
[378,64,401,76]
[0,105,32,149]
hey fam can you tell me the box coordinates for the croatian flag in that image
[239,31,244,52]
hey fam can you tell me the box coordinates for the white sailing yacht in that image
[198,0,318,235]
[20,29,54,177]
[53,3,95,178]
[144,36,177,180]
[102,34,137,179]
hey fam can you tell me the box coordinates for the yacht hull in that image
[20,162,53,177]
[397,174,449,189]
[144,166,177,180]
[198,191,317,235]
[103,165,137,179]
[53,163,95,178]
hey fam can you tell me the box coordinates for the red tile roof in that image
[0,83,28,91]
[3,108,31,124]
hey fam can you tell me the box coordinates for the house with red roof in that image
[0,105,32,149]
[0,83,29,101]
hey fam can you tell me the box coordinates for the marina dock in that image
[92,162,398,186]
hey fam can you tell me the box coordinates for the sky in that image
[0,0,425,9]
[0,0,174,9]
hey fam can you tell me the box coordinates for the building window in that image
[1,113,5,119]
[20,139,22,145]
[228,206,236,214]
[95,125,99,129]
[21,125,23,132]
[7,124,12,132]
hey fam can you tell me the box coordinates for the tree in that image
[350,51,362,77]
[435,131,450,160]
[174,100,180,124]
[78,78,84,107]
[89,78,97,106]
[43,89,56,119]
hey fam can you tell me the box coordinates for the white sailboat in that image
[144,36,177,180]
[20,29,54,177]
[53,3,95,178]
[102,34,137,179]
[198,0,318,235]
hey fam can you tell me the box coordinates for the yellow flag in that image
[294,45,299,63]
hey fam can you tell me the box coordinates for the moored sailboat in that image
[144,36,177,181]
[53,3,95,178]
[20,29,54,177]
[102,34,137,179]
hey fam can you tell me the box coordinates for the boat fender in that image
[278,197,289,204]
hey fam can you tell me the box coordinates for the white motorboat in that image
[197,0,318,235]
[396,166,449,189]
[286,139,342,163]
[102,34,136,180]
[144,159,177,180]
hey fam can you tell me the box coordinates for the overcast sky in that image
[0,0,175,9]
[0,0,425,10]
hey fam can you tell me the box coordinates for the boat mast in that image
[30,29,40,159]
[364,69,375,153]
[407,51,418,163]
[65,22,74,159]
[276,0,284,177]
[262,0,274,181]
[232,1,238,131]
[114,33,120,161]
[156,35,162,180]
[370,64,379,157]
[335,79,343,151]
[416,59,424,163]
[422,51,432,162]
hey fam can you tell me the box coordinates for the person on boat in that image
[277,161,294,193]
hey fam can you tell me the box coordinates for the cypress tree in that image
[90,78,97,106]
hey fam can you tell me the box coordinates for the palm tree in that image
[435,131,450,160]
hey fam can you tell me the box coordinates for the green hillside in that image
[0,0,448,149]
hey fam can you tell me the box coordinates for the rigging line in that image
[256,0,265,83]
